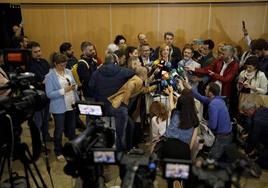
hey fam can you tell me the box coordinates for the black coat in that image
[27,58,50,91]
[88,63,135,105]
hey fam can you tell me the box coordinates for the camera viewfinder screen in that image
[165,163,190,180]
[93,151,116,164]
[78,104,103,116]
[7,53,23,62]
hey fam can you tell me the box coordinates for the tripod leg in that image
[0,151,7,180]
[25,146,48,188]
[24,164,31,188]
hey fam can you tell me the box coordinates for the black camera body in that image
[119,149,157,188]
[0,49,47,161]
[62,102,115,188]
[63,102,157,188]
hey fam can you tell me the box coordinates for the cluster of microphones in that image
[161,67,186,91]
[149,60,188,94]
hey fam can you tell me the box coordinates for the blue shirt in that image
[165,111,194,144]
[192,88,232,134]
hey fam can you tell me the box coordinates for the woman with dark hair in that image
[156,85,199,188]
[237,56,268,113]
[155,84,199,157]
[106,35,127,54]
[164,86,199,144]
[237,56,267,95]
[45,52,79,162]
[125,46,138,64]
[114,35,127,47]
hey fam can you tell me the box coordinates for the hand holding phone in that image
[242,20,246,29]
[71,84,76,90]
[242,20,248,35]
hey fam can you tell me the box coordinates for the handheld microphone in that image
[177,67,186,80]
[161,71,169,80]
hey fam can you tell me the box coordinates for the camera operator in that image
[27,41,51,143]
[45,53,79,162]
[88,53,135,151]
[0,50,10,96]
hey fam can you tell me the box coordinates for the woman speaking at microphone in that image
[149,44,172,81]
[45,52,79,162]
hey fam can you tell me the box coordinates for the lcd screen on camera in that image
[7,53,23,62]
[165,163,190,180]
[78,104,103,116]
[93,151,116,164]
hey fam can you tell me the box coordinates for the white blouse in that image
[151,116,168,142]
[238,70,268,95]
[56,71,76,111]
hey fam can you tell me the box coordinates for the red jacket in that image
[194,58,239,97]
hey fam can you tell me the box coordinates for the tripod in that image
[0,112,48,188]
[0,142,48,188]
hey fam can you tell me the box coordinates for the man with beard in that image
[199,39,215,68]
[251,39,268,78]
[59,42,78,69]
[77,41,98,100]
[185,45,239,98]
[178,44,201,86]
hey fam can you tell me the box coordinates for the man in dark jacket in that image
[89,53,135,151]
[199,39,215,68]
[27,41,51,142]
[77,41,98,99]
[59,42,78,69]
[154,32,182,69]
[251,38,268,78]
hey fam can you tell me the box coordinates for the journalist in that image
[184,81,233,160]
[27,42,51,142]
[88,53,135,151]
[45,53,79,162]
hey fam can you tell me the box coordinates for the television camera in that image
[63,101,157,188]
[0,49,48,188]
[162,144,262,188]
[63,101,115,188]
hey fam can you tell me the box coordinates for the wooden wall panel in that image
[6,0,268,4]
[111,4,158,48]
[21,5,66,61]
[210,3,266,50]
[158,4,210,48]
[64,4,110,59]
[21,2,267,60]
[263,3,268,39]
